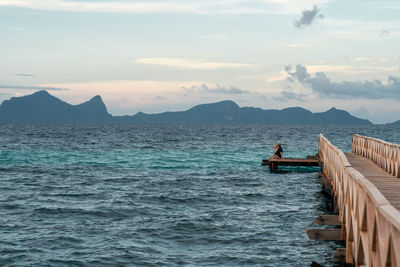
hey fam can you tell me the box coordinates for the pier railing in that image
[352,134,400,178]
[318,134,400,266]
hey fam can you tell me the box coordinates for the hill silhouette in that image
[0,91,372,125]
[0,91,112,123]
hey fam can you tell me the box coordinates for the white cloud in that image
[200,34,229,41]
[280,42,311,48]
[320,19,400,39]
[265,71,288,82]
[0,84,68,90]
[322,18,400,31]
[240,62,396,83]
[0,0,332,15]
[182,84,249,94]
[347,57,389,63]
[135,57,256,70]
[306,64,398,74]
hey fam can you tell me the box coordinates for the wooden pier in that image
[261,158,320,172]
[311,134,400,266]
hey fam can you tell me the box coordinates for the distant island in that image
[0,90,375,125]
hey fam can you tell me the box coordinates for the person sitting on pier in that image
[270,143,283,159]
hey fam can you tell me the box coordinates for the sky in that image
[0,0,399,123]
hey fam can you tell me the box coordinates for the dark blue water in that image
[1,124,399,266]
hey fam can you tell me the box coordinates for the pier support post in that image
[312,215,340,226]
[305,228,343,240]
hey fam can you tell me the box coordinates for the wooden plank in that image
[269,158,320,163]
[262,159,320,167]
[369,184,400,188]
[263,158,319,163]
[307,153,319,160]
[313,215,340,226]
[332,248,346,262]
[262,158,320,168]
[305,228,343,240]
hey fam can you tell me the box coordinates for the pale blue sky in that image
[1,0,399,123]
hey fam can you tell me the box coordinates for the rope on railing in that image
[352,134,400,178]
[318,134,400,266]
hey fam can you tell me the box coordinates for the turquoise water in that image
[1,124,399,266]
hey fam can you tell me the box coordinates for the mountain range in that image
[0,90,374,125]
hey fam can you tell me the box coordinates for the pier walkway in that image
[317,134,400,266]
[346,153,400,211]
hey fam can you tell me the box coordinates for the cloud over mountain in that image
[182,84,249,94]
[285,64,400,100]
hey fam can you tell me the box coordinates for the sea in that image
[1,124,400,266]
